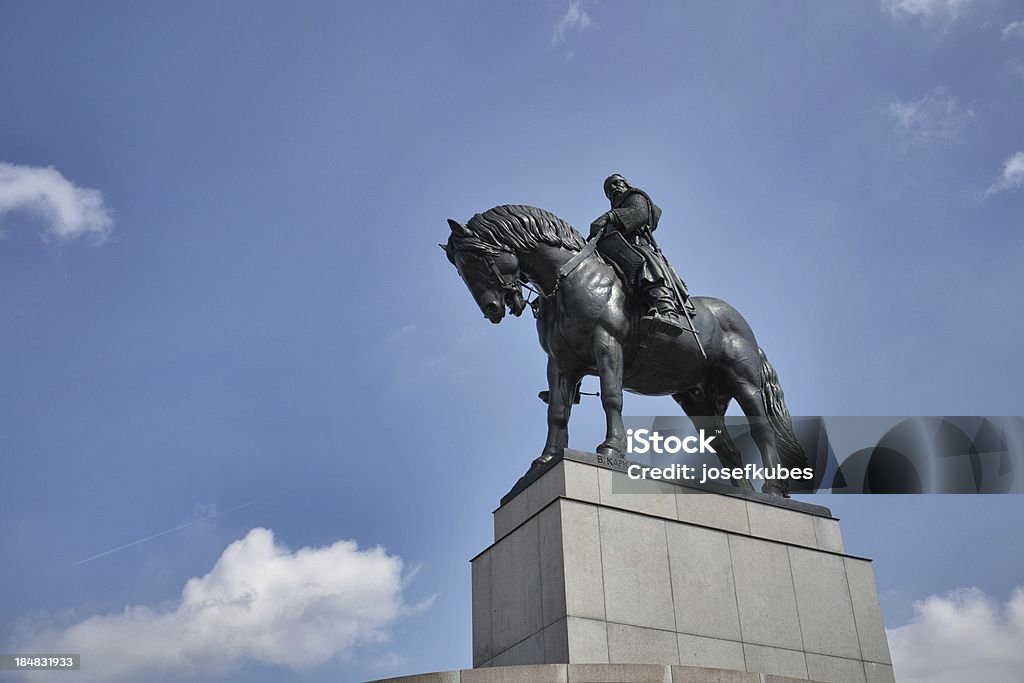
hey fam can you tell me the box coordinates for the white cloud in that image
[888,587,1024,683]
[552,0,593,46]
[1009,58,1024,80]
[882,0,974,30]
[15,528,427,682]
[1003,20,1024,40]
[0,162,113,243]
[887,88,974,149]
[385,323,419,342]
[983,151,1024,197]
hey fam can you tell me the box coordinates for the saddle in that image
[597,230,646,290]
[595,231,697,317]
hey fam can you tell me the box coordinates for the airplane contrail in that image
[73,488,294,566]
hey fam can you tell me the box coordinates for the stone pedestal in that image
[369,663,846,682]
[469,450,894,683]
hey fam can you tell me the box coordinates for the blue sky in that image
[1,2,1022,682]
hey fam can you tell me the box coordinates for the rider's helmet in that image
[603,174,629,200]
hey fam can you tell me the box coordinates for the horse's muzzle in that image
[483,301,505,323]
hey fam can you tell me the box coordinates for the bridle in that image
[477,235,600,317]
[478,249,541,318]
[482,249,524,296]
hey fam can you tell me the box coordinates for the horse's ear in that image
[447,218,471,237]
[439,241,456,264]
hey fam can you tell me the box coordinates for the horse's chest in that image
[537,319,595,369]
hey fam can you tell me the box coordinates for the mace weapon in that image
[641,226,707,360]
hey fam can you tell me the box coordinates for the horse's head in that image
[443,218,527,324]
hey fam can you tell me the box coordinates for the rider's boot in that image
[641,282,684,337]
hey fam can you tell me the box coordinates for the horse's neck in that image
[520,243,577,294]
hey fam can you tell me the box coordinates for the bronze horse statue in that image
[444,205,806,495]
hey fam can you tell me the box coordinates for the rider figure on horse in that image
[588,174,691,337]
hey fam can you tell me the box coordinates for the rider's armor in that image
[594,183,691,337]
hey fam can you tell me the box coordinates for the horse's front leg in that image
[593,328,625,456]
[534,356,580,467]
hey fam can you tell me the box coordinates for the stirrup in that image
[642,309,684,337]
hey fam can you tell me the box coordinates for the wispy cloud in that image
[881,0,974,32]
[886,87,974,150]
[73,490,293,566]
[385,323,418,343]
[1008,58,1024,80]
[983,151,1024,197]
[16,528,429,682]
[369,651,407,670]
[1002,20,1024,40]
[887,587,1024,683]
[552,0,593,46]
[0,162,113,243]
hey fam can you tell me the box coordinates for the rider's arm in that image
[589,210,615,239]
[608,192,651,236]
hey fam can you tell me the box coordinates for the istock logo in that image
[626,428,717,455]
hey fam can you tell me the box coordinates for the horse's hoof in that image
[596,444,622,457]
[762,482,790,498]
[531,450,558,468]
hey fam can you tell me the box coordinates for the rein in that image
[483,233,602,318]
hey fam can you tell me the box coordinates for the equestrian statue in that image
[443,174,807,496]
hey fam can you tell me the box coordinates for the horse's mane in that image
[454,205,585,255]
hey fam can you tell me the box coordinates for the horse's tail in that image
[757,347,808,470]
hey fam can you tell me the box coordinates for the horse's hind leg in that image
[728,374,788,496]
[672,389,755,492]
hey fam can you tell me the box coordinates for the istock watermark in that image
[618,415,1024,494]
[624,428,818,486]
[626,462,815,485]
[626,428,717,454]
